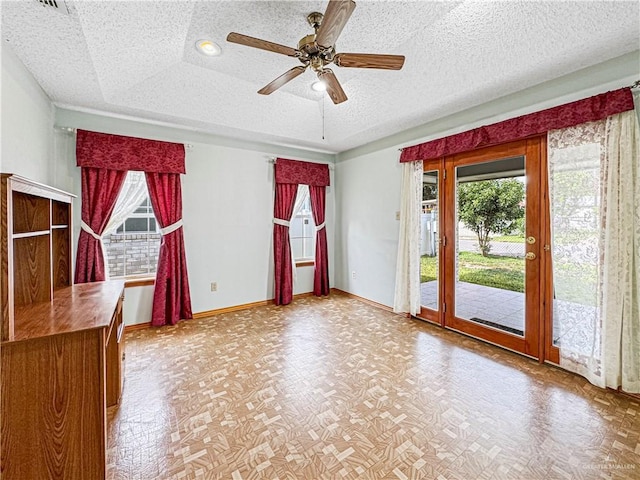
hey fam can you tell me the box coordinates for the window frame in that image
[103,175,160,280]
[290,189,316,266]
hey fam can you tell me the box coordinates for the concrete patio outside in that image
[420,280,596,351]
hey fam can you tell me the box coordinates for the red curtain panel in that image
[400,87,635,162]
[273,183,299,305]
[75,167,127,283]
[145,172,193,326]
[310,185,329,296]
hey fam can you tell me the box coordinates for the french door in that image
[418,138,554,361]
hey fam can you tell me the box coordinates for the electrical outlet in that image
[351,271,356,279]
[210,282,217,292]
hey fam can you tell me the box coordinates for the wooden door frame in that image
[441,138,545,359]
[540,135,560,364]
[418,158,446,326]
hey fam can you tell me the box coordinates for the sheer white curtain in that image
[549,110,640,392]
[101,171,148,278]
[104,171,148,236]
[394,160,422,315]
[601,110,640,392]
[291,184,310,224]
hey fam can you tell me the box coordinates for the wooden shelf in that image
[12,229,51,239]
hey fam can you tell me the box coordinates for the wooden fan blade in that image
[334,53,405,70]
[258,66,307,95]
[227,32,298,57]
[315,0,356,49]
[318,68,347,104]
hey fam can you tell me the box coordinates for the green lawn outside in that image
[421,252,525,293]
[491,235,525,243]
[421,249,597,305]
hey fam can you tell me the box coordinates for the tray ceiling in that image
[2,1,638,153]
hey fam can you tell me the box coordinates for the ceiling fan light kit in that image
[226,0,405,104]
[311,80,327,92]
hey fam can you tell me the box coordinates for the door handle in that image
[525,252,536,260]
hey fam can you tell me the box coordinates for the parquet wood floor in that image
[107,294,640,479]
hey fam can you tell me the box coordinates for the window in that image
[290,192,315,263]
[103,172,160,278]
[116,198,157,234]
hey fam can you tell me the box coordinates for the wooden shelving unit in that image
[1,175,74,339]
[1,174,125,479]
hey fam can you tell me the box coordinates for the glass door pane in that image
[454,157,526,336]
[420,170,439,312]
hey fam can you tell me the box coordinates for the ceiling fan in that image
[226,0,405,105]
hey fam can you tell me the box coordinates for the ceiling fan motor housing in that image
[298,11,336,71]
[226,0,404,104]
[298,39,335,71]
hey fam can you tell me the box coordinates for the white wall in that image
[123,286,154,326]
[183,143,335,315]
[1,44,54,185]
[334,147,402,308]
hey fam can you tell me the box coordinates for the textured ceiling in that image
[2,0,639,153]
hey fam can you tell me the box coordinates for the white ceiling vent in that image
[35,0,70,15]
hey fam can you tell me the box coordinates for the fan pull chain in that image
[322,95,325,140]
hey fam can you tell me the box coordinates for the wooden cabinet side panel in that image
[106,297,124,407]
[1,176,10,340]
[1,331,106,480]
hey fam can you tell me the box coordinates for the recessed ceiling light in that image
[196,39,221,56]
[311,81,326,92]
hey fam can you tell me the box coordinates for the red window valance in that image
[76,129,186,174]
[400,87,635,162]
[275,158,330,186]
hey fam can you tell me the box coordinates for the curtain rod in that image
[54,126,76,132]
[54,126,194,149]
